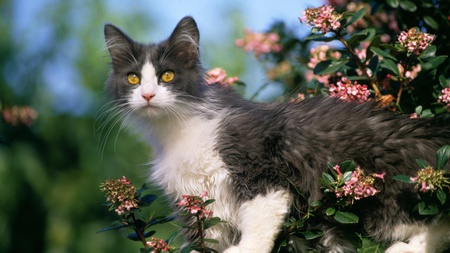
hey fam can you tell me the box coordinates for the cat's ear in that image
[167,16,200,68]
[104,24,136,68]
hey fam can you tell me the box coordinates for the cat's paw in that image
[223,246,240,253]
[385,242,426,253]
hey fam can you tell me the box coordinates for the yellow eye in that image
[127,73,140,85]
[161,70,175,83]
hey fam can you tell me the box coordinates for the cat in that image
[103,16,450,253]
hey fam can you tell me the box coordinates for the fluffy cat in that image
[103,16,450,252]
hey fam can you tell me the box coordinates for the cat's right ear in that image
[104,24,135,68]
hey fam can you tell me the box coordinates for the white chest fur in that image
[146,115,236,223]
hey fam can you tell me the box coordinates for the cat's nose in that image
[142,93,155,102]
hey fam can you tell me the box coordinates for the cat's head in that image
[104,16,205,118]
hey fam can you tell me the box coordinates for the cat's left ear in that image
[167,16,200,68]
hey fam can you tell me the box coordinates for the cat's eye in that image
[160,70,175,83]
[127,73,141,85]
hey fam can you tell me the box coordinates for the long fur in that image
[103,16,450,252]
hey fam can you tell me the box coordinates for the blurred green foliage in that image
[0,1,229,252]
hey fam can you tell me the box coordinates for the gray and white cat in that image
[103,16,450,253]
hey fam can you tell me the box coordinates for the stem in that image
[336,30,382,101]
[396,59,412,108]
[130,213,149,249]
[196,214,207,253]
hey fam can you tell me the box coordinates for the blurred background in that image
[0,0,320,252]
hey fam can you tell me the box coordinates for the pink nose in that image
[142,93,155,102]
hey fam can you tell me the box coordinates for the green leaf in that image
[346,29,376,48]
[436,145,450,169]
[326,207,336,216]
[418,201,440,215]
[437,189,447,205]
[424,16,439,29]
[314,60,349,75]
[310,200,323,207]
[96,224,128,233]
[439,75,449,88]
[301,229,324,240]
[420,45,437,59]
[340,160,356,172]
[393,175,413,184]
[203,199,216,206]
[139,194,157,206]
[380,59,399,76]
[400,1,417,12]
[203,238,219,244]
[345,7,366,28]
[322,173,335,185]
[415,159,429,169]
[334,211,359,224]
[203,217,224,230]
[357,234,386,253]
[370,47,397,61]
[341,171,353,184]
[421,56,447,70]
[386,0,399,8]
[415,106,423,115]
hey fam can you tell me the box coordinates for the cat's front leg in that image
[223,190,291,253]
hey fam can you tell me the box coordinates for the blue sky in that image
[10,0,322,114]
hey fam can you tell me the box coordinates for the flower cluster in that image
[438,87,450,107]
[235,29,282,58]
[177,191,213,220]
[329,77,371,103]
[334,165,385,203]
[206,67,239,86]
[305,45,342,86]
[299,5,343,33]
[397,28,435,55]
[100,176,139,215]
[146,237,172,253]
[2,106,38,126]
[410,166,450,193]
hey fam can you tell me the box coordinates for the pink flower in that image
[438,88,450,107]
[410,166,450,193]
[1,106,38,126]
[206,67,239,86]
[329,77,371,103]
[335,167,384,203]
[397,28,435,55]
[177,191,214,220]
[235,29,282,58]
[333,165,343,175]
[300,5,343,33]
